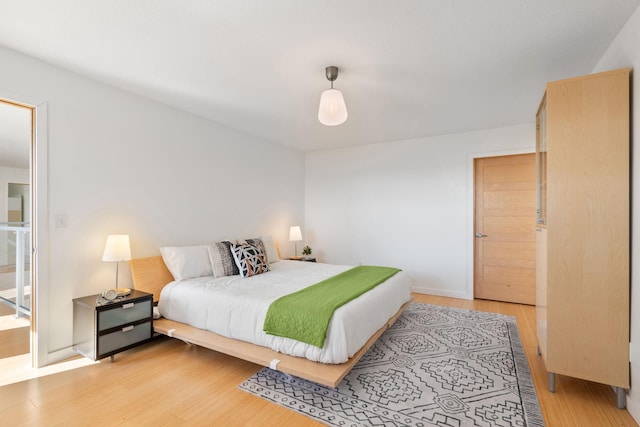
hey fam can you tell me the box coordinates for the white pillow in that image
[159,245,213,281]
[260,235,280,263]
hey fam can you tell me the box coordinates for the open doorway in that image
[0,100,32,364]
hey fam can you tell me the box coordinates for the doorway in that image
[0,99,34,366]
[474,153,536,305]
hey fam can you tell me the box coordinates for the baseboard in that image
[626,391,640,424]
[412,286,472,300]
[45,347,77,365]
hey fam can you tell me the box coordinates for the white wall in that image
[0,45,305,359]
[305,124,534,298]
[592,4,640,422]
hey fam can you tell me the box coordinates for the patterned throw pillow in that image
[207,241,240,278]
[245,238,267,260]
[230,241,270,278]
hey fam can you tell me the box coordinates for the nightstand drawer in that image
[99,299,152,331]
[98,321,152,356]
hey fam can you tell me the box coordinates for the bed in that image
[130,250,412,387]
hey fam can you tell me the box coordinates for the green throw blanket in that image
[263,265,401,348]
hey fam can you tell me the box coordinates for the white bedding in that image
[158,260,412,363]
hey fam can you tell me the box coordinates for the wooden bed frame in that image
[130,256,409,387]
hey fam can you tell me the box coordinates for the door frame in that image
[466,148,534,300]
[0,90,49,368]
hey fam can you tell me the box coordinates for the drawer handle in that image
[122,325,134,332]
[122,303,135,309]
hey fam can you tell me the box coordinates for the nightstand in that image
[289,256,317,262]
[73,290,153,361]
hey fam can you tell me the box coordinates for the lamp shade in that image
[102,235,132,262]
[318,88,348,126]
[289,226,302,242]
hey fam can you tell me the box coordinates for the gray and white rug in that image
[239,303,544,426]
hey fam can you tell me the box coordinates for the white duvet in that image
[158,260,412,363]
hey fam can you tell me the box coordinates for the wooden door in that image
[474,154,536,304]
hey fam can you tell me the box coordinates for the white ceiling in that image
[0,0,638,157]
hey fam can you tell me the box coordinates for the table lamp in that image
[102,234,132,296]
[289,226,302,258]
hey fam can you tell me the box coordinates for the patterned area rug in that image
[239,303,544,426]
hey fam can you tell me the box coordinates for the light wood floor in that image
[0,294,637,426]
[0,301,29,358]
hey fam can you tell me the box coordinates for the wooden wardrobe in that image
[535,68,630,408]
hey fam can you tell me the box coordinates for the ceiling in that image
[0,0,638,159]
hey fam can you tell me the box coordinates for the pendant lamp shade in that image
[318,66,348,126]
[318,88,348,126]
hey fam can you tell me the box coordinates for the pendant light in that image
[318,66,348,126]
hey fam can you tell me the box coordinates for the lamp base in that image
[116,288,132,297]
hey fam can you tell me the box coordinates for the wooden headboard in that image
[130,256,174,303]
